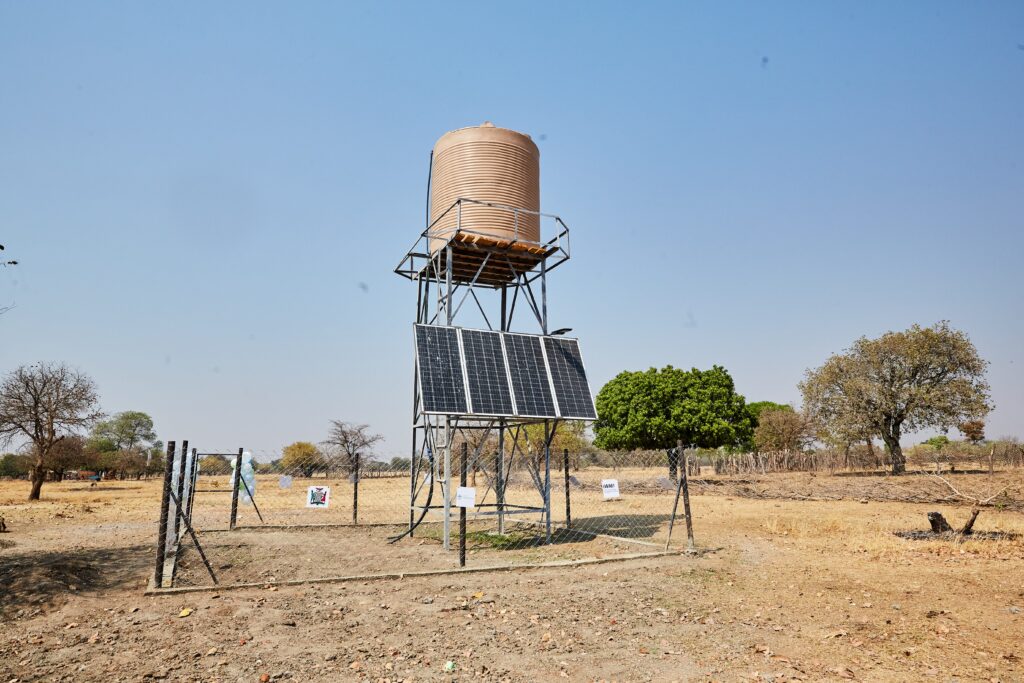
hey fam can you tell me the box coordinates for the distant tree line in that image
[592,322,996,477]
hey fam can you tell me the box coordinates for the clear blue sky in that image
[2,2,1022,457]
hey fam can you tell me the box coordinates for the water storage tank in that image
[429,122,540,253]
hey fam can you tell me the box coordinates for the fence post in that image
[153,440,176,587]
[186,448,198,520]
[496,426,505,535]
[544,421,552,544]
[563,448,572,530]
[229,447,243,530]
[353,452,360,525]
[459,442,467,567]
[680,440,695,552]
[172,440,188,542]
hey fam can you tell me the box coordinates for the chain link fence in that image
[152,441,695,591]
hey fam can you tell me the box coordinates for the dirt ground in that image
[1,470,1022,682]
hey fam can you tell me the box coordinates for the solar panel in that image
[502,333,558,418]
[460,329,515,416]
[414,324,596,421]
[415,325,468,414]
[543,337,597,419]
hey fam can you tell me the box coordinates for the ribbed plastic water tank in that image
[429,122,540,253]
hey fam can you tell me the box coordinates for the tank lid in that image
[434,122,538,157]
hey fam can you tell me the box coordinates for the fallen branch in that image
[920,470,1011,506]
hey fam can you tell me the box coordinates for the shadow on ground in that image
[568,513,671,540]
[0,544,151,619]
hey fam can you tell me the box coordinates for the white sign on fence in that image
[455,486,476,508]
[601,479,620,500]
[306,485,331,508]
[279,475,293,489]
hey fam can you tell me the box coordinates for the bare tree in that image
[0,363,103,500]
[322,421,383,474]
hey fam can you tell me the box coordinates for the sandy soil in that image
[1,471,1022,682]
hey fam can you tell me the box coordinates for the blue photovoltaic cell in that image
[543,337,597,419]
[502,333,557,418]
[461,329,515,416]
[415,325,467,414]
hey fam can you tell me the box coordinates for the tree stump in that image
[927,512,954,533]
[927,509,980,535]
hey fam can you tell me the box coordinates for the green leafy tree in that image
[199,454,231,475]
[922,435,951,450]
[801,322,991,475]
[89,411,155,449]
[282,441,326,478]
[746,401,793,424]
[594,365,752,479]
[0,452,31,478]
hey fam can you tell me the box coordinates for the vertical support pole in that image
[563,448,572,530]
[681,441,695,551]
[540,254,548,334]
[408,430,417,536]
[442,419,451,551]
[544,421,552,544]
[447,204,456,325]
[497,285,507,535]
[352,452,360,524]
[187,448,198,521]
[496,423,505,535]
[229,447,243,530]
[459,442,467,567]
[172,440,188,542]
[154,441,176,587]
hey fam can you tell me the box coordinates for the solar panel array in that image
[414,324,595,420]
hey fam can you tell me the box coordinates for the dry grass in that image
[1,471,1022,681]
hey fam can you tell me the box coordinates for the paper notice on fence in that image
[306,485,330,508]
[455,486,476,508]
[601,479,620,499]
[279,475,293,489]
